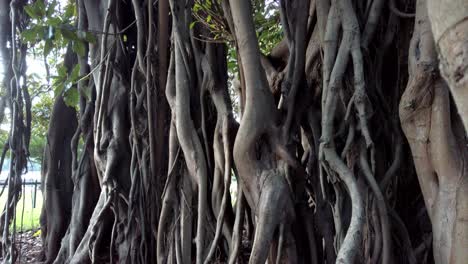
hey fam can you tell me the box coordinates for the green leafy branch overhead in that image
[21,0,95,108]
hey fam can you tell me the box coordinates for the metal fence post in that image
[33,180,37,208]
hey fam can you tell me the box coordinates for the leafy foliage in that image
[252,0,282,53]
[21,0,94,108]
[192,0,230,41]
[28,73,54,162]
[225,0,283,117]
[16,0,90,161]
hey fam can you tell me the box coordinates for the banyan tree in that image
[0,0,466,263]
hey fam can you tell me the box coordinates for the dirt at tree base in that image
[0,229,43,264]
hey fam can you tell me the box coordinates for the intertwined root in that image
[10,0,465,263]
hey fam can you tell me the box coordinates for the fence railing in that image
[0,180,41,208]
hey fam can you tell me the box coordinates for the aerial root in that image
[204,117,232,264]
[228,187,244,264]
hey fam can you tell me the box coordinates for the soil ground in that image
[0,229,43,264]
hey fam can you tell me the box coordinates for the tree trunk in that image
[400,1,468,263]
[427,0,468,134]
[40,94,77,263]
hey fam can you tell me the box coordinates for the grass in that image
[0,184,43,232]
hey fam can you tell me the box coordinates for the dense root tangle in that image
[0,1,31,263]
[0,0,465,263]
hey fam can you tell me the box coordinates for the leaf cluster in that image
[21,0,95,108]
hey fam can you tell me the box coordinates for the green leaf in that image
[64,3,75,18]
[73,40,85,57]
[46,0,58,17]
[24,5,39,19]
[24,1,46,19]
[53,80,65,97]
[38,25,49,40]
[189,21,196,29]
[36,0,46,17]
[47,17,61,27]
[43,39,53,57]
[60,28,77,41]
[69,64,80,82]
[227,61,236,71]
[57,64,67,78]
[193,3,201,12]
[21,27,38,42]
[207,15,212,23]
[63,88,79,108]
[84,32,97,44]
[54,29,62,42]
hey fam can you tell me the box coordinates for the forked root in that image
[249,171,294,264]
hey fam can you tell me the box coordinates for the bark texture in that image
[0,0,466,264]
[427,0,468,134]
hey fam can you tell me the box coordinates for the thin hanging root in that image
[275,223,285,264]
[169,1,211,262]
[200,90,212,172]
[340,122,355,159]
[157,144,179,263]
[389,0,415,18]
[159,51,179,263]
[370,201,382,264]
[109,205,118,264]
[204,117,232,264]
[91,221,106,263]
[319,1,369,262]
[362,0,385,48]
[131,0,147,74]
[88,190,113,262]
[360,143,392,264]
[332,183,344,250]
[337,0,373,148]
[320,12,353,149]
[323,148,364,263]
[228,185,244,264]
[321,3,340,110]
[94,0,114,147]
[389,209,417,264]
[180,171,193,264]
[175,220,183,264]
[380,135,402,189]
[280,0,310,135]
